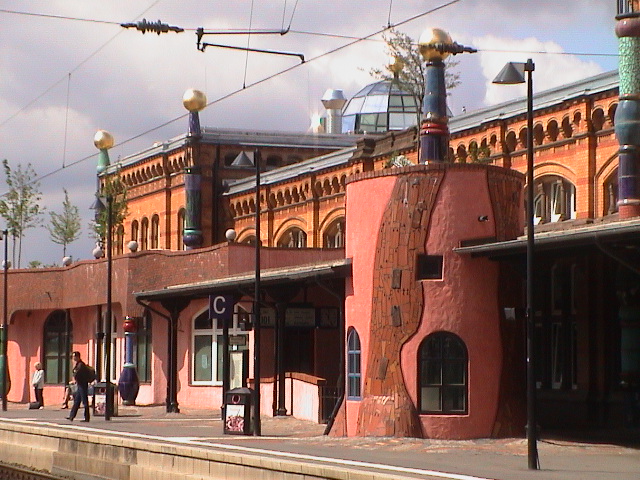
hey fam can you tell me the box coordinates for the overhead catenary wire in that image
[62,73,71,169]
[0,0,620,195]
[243,0,256,89]
[0,0,162,130]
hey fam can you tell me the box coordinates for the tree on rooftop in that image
[47,189,81,257]
[369,28,461,124]
[0,159,44,268]
[90,177,128,247]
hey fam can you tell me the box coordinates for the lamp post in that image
[0,229,8,411]
[94,130,115,421]
[493,59,538,470]
[253,149,262,436]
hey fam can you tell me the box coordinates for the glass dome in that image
[341,80,419,134]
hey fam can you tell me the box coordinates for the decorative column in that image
[117,316,140,405]
[182,89,207,248]
[95,130,114,176]
[417,29,476,164]
[615,1,640,218]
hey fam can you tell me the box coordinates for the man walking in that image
[66,351,91,422]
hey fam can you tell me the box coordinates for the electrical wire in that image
[0,0,620,193]
[281,0,287,30]
[243,0,255,89]
[62,73,71,168]
[0,8,119,25]
[477,48,618,58]
[287,0,300,29]
[0,0,162,130]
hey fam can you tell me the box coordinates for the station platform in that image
[0,402,638,480]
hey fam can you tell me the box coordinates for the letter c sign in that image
[209,294,233,325]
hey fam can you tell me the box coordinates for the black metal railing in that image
[319,386,340,424]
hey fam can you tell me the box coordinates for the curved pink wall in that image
[343,165,522,439]
[344,175,397,436]
[402,168,502,439]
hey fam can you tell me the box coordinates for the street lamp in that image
[493,59,538,470]
[94,130,115,421]
[91,193,114,421]
[253,149,262,436]
[0,229,8,411]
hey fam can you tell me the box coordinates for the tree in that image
[0,159,44,268]
[90,177,128,247]
[47,189,81,257]
[369,28,461,124]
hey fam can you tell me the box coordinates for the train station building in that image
[1,27,639,441]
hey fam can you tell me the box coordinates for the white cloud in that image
[0,0,621,264]
[472,35,605,106]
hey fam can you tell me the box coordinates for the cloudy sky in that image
[0,0,619,266]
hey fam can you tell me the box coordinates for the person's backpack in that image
[77,363,97,384]
[85,365,97,383]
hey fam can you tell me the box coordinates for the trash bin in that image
[93,382,118,417]
[223,387,253,435]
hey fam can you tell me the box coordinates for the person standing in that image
[66,351,90,422]
[31,362,44,408]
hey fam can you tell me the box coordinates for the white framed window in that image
[191,307,248,385]
[531,176,576,224]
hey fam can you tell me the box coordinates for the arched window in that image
[177,208,186,250]
[150,214,160,249]
[192,309,248,384]
[277,227,307,248]
[43,310,72,384]
[561,116,573,138]
[324,219,345,248]
[547,120,559,142]
[136,311,152,383]
[418,332,467,414]
[518,127,528,149]
[242,235,257,245]
[604,170,619,215]
[115,225,124,255]
[140,217,149,251]
[505,131,517,153]
[591,108,605,132]
[347,328,361,399]
[456,145,468,163]
[531,176,576,224]
[533,124,544,146]
[131,220,139,243]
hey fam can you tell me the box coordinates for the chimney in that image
[321,89,347,134]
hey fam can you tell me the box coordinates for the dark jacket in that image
[73,361,92,386]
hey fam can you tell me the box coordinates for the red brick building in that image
[1,69,638,440]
